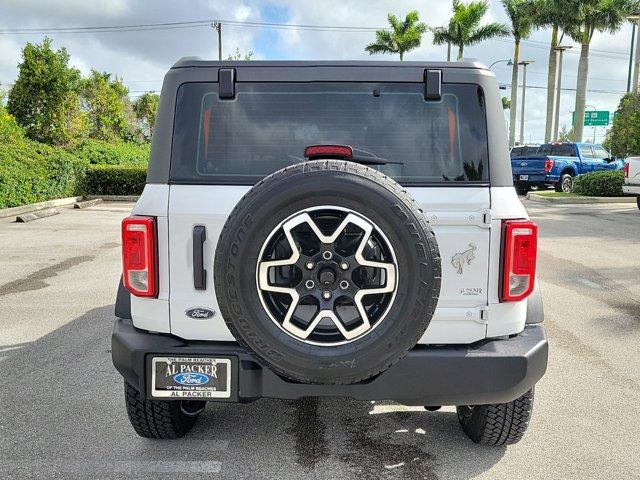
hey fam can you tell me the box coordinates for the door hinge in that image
[482,210,492,226]
[479,307,489,323]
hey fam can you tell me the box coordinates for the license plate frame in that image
[150,356,232,399]
[519,175,529,181]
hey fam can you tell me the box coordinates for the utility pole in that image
[632,16,640,93]
[518,60,534,146]
[553,46,572,141]
[212,21,222,60]
[627,20,637,92]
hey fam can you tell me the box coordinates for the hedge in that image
[0,107,150,208]
[573,170,625,197]
[69,139,150,166]
[81,164,147,196]
[0,139,87,209]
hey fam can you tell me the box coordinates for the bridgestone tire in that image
[456,389,535,446]
[124,383,204,439]
[214,160,441,384]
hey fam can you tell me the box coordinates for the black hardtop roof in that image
[171,57,490,71]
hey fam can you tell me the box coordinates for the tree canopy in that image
[433,1,509,59]
[133,92,159,140]
[81,70,135,142]
[604,93,640,157]
[7,38,82,145]
[365,11,428,60]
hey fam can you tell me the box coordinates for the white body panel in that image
[129,184,530,344]
[130,185,170,333]
[625,157,640,186]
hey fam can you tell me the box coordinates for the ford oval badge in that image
[185,307,216,319]
[174,372,210,386]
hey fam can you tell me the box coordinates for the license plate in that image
[151,356,231,399]
[519,175,529,180]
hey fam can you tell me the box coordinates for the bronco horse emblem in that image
[451,244,477,275]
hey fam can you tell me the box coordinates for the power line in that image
[501,83,627,95]
[0,18,385,35]
[0,17,633,64]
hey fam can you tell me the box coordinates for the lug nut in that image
[305,280,315,290]
[305,261,315,270]
[322,251,333,260]
[340,261,349,270]
[322,290,332,300]
[339,280,349,290]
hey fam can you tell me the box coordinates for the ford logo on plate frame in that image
[185,307,216,319]
[173,372,210,386]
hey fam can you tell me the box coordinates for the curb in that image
[84,195,140,202]
[0,195,139,220]
[527,193,637,204]
[0,196,83,219]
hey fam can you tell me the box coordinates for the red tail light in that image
[624,161,629,178]
[122,216,157,297]
[500,219,537,302]
[544,158,554,173]
[304,144,353,159]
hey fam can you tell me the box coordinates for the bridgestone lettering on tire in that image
[214,160,441,384]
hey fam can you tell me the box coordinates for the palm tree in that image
[432,1,509,60]
[533,0,580,142]
[432,23,455,61]
[365,11,428,61]
[566,0,638,141]
[502,0,536,146]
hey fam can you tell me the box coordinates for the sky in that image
[0,0,636,144]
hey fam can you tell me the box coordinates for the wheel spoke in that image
[352,224,397,328]
[257,207,398,345]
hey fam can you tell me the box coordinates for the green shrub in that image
[81,164,147,195]
[0,106,25,144]
[573,170,625,197]
[69,139,150,165]
[0,139,87,209]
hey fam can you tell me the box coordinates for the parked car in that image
[623,156,640,210]
[511,142,625,195]
[112,59,547,446]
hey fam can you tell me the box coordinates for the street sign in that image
[572,110,610,126]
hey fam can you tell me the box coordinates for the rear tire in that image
[124,383,205,439]
[456,389,534,446]
[515,183,530,196]
[636,196,640,210]
[555,174,573,193]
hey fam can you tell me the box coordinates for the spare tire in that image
[214,160,441,384]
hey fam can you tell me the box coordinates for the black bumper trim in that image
[112,319,548,406]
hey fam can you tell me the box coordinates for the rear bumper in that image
[513,174,556,184]
[112,319,548,406]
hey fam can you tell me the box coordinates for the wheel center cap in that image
[318,267,336,287]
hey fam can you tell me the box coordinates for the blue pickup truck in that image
[511,142,625,195]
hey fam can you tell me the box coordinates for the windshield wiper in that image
[349,156,404,166]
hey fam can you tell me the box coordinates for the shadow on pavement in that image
[0,306,506,479]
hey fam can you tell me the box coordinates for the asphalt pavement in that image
[1,200,639,479]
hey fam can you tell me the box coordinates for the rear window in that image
[538,143,576,157]
[170,82,489,185]
[511,146,538,157]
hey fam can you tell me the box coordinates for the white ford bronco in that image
[112,59,548,445]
